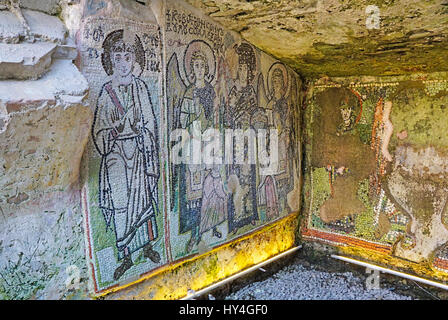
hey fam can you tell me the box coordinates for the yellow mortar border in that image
[92,212,299,300]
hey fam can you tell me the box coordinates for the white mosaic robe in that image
[92,76,159,260]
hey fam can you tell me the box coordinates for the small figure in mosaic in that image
[336,98,357,136]
[199,165,227,241]
[92,29,161,281]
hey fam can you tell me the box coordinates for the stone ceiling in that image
[185,0,448,78]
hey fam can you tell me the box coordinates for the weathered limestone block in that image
[0,10,27,43]
[23,9,67,43]
[19,0,61,15]
[53,42,78,60]
[0,56,93,299]
[0,42,57,80]
[0,59,91,201]
[0,9,67,44]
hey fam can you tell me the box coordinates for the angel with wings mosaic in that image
[167,40,227,253]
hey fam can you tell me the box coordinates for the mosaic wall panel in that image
[165,1,302,261]
[80,16,167,292]
[80,1,302,294]
[303,79,448,275]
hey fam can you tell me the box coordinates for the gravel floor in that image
[224,263,414,300]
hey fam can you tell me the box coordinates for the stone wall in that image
[0,0,306,300]
[0,0,302,300]
[0,1,92,299]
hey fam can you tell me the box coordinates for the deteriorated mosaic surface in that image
[80,2,302,293]
[303,78,448,275]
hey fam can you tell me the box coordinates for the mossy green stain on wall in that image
[353,179,376,240]
[390,85,448,151]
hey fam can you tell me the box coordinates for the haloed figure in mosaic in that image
[180,45,224,251]
[181,50,215,129]
[257,61,297,219]
[269,64,293,211]
[226,43,259,234]
[92,29,161,281]
[166,39,222,253]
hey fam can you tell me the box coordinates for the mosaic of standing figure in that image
[93,29,161,280]
[167,39,223,253]
[225,43,259,235]
[81,18,166,293]
[257,62,299,220]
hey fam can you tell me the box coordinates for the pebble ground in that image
[224,262,413,300]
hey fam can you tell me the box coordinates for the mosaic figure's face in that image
[192,57,206,82]
[112,50,134,78]
[340,106,353,126]
[273,74,284,97]
[238,63,249,86]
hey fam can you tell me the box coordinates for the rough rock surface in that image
[0,10,27,43]
[23,9,67,43]
[0,9,67,44]
[18,0,61,15]
[0,57,92,299]
[0,42,57,79]
[186,0,448,78]
[0,3,92,300]
[0,192,88,300]
[0,0,61,15]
